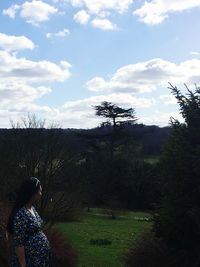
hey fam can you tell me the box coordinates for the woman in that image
[7,177,51,267]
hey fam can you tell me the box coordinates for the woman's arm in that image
[15,246,26,267]
[13,209,27,267]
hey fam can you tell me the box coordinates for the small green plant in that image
[133,216,152,222]
[90,238,112,246]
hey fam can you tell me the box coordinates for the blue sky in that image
[0,0,200,128]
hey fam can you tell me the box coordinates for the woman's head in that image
[7,177,42,234]
[17,177,42,206]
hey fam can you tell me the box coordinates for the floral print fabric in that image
[10,206,51,267]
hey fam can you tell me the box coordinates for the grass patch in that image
[144,155,160,164]
[56,209,152,267]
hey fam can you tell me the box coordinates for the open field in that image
[56,209,152,267]
[144,155,160,164]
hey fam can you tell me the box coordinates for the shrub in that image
[90,238,112,246]
[46,229,78,267]
[124,231,169,267]
[123,230,200,267]
[133,216,152,222]
[42,194,84,224]
[0,203,10,267]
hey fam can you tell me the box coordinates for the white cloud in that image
[0,82,51,106]
[91,18,117,30]
[62,93,155,110]
[86,58,200,94]
[98,11,111,18]
[140,110,183,126]
[0,49,72,127]
[46,28,70,38]
[0,51,71,82]
[159,94,177,105]
[46,33,52,39]
[71,0,133,29]
[0,104,53,128]
[86,77,107,92]
[190,51,200,56]
[2,4,20,19]
[4,1,58,25]
[73,10,90,25]
[0,79,53,128]
[7,103,52,114]
[20,1,58,25]
[134,0,200,25]
[0,32,35,52]
[60,61,72,69]
[0,25,72,129]
[69,0,133,15]
[73,10,116,30]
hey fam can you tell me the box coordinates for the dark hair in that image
[7,177,41,234]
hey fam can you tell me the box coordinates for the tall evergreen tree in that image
[155,83,200,253]
[94,101,137,128]
[93,101,137,159]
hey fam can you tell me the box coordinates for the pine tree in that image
[155,83,200,253]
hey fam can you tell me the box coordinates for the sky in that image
[0,0,200,128]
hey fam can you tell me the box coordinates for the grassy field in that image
[56,209,152,267]
[144,155,160,164]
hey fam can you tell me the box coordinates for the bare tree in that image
[2,114,82,224]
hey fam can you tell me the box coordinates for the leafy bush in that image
[124,230,200,267]
[124,231,168,267]
[46,229,78,267]
[42,192,84,224]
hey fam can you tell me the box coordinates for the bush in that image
[46,229,78,267]
[0,203,10,267]
[90,238,112,246]
[42,193,84,224]
[123,230,200,267]
[124,231,169,267]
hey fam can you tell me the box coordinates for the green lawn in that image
[144,155,160,164]
[56,209,152,267]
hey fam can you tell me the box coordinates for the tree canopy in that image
[93,101,137,127]
[155,83,200,253]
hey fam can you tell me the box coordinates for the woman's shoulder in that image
[17,206,26,214]
[14,207,28,220]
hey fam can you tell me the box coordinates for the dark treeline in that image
[75,123,170,155]
[0,123,170,154]
[0,122,170,222]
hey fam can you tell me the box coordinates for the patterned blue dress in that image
[10,206,51,267]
